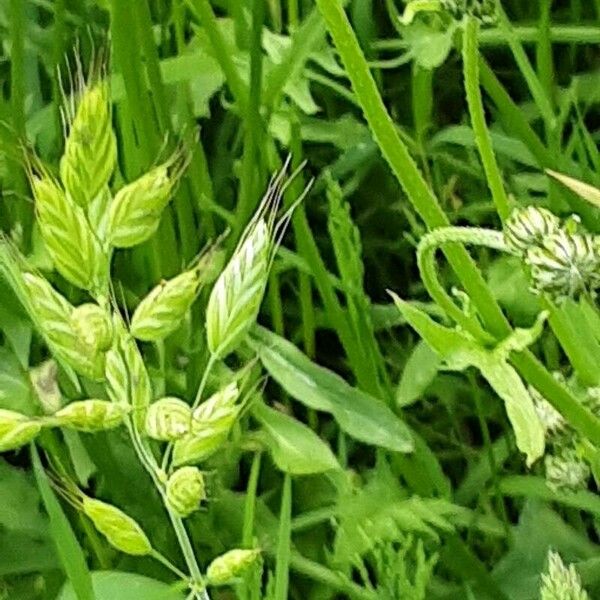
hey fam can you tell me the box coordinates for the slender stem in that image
[193,354,217,410]
[152,549,190,579]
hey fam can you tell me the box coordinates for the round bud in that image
[145,397,191,441]
[503,206,560,255]
[525,231,600,300]
[71,303,113,352]
[54,400,128,432]
[82,496,152,555]
[206,549,260,586]
[165,466,206,517]
[0,409,42,452]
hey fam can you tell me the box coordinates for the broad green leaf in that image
[250,326,414,453]
[32,446,94,600]
[0,530,59,576]
[391,294,545,465]
[0,346,34,415]
[253,402,339,475]
[58,571,185,600]
[403,21,457,70]
[396,340,441,407]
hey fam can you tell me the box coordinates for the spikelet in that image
[23,273,105,380]
[31,175,105,291]
[53,400,128,432]
[105,328,152,430]
[544,448,590,492]
[540,550,589,600]
[107,152,186,248]
[165,466,206,517]
[206,548,260,586]
[206,163,301,358]
[0,410,43,452]
[60,82,117,208]
[503,206,560,255]
[145,397,191,441]
[82,496,152,555]
[172,428,229,467]
[71,303,113,353]
[191,382,239,434]
[525,231,600,300]
[130,255,211,342]
[529,385,566,437]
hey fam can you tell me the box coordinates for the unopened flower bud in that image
[504,206,560,255]
[540,550,589,600]
[60,82,117,207]
[165,466,206,517]
[82,496,152,556]
[0,409,42,452]
[206,548,260,586]
[71,303,113,352]
[545,448,590,492]
[145,397,191,441]
[192,383,239,434]
[54,400,128,432]
[172,428,229,467]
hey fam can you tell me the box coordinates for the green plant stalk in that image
[274,474,292,600]
[242,452,262,547]
[463,17,511,222]
[316,0,600,448]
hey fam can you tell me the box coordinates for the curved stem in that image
[417,226,511,342]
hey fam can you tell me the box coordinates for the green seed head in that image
[71,303,113,353]
[172,428,229,467]
[54,399,128,432]
[525,231,600,300]
[206,219,270,357]
[23,273,105,380]
[82,496,152,556]
[503,206,560,255]
[540,550,589,600]
[60,82,117,207]
[0,410,42,452]
[145,397,191,441]
[192,382,239,435]
[544,448,590,492]
[165,466,206,517]
[206,548,260,586]
[32,175,106,291]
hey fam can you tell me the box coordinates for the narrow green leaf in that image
[31,445,94,600]
[250,326,414,453]
[274,475,292,600]
[253,402,339,475]
[396,340,441,407]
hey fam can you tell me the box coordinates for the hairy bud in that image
[503,206,560,255]
[71,303,113,353]
[82,496,152,556]
[540,550,589,600]
[0,410,42,452]
[54,400,128,432]
[60,82,117,207]
[165,466,206,517]
[545,448,590,492]
[145,397,191,441]
[32,176,105,291]
[206,548,260,586]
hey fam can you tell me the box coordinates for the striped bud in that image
[131,269,203,342]
[165,466,206,517]
[82,496,152,555]
[32,176,105,291]
[192,383,239,434]
[504,206,560,255]
[145,397,191,441]
[60,82,117,207]
[23,273,105,380]
[107,154,184,248]
[206,549,260,586]
[71,303,113,353]
[525,231,600,299]
[544,448,590,492]
[0,410,42,452]
[54,400,128,432]
[105,333,152,430]
[206,220,270,358]
[172,428,229,467]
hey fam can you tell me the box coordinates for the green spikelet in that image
[105,329,152,430]
[165,466,206,517]
[107,153,185,248]
[540,550,589,600]
[172,428,229,467]
[191,382,239,434]
[144,397,191,441]
[0,410,43,452]
[206,548,260,586]
[32,175,105,291]
[60,82,117,207]
[53,400,128,432]
[71,303,113,353]
[23,273,105,380]
[504,206,560,255]
[82,496,152,556]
